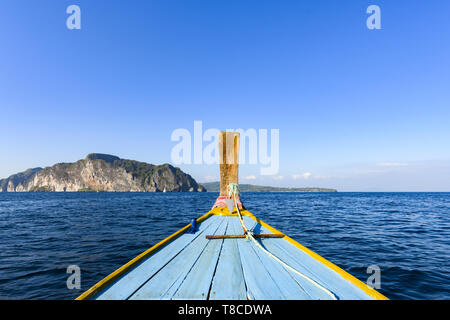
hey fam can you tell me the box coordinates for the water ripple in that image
[0,192,449,299]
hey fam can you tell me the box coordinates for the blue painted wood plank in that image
[95,213,372,300]
[229,217,287,299]
[128,217,226,300]
[259,239,334,300]
[209,217,247,300]
[242,216,371,299]
[168,219,230,299]
[240,217,329,299]
[235,216,313,299]
[95,215,219,300]
[246,237,314,299]
[263,238,371,300]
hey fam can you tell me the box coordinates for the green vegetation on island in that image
[77,187,105,192]
[29,186,52,192]
[0,153,205,193]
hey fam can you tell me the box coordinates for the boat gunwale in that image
[240,210,388,300]
[76,207,388,300]
[76,210,215,300]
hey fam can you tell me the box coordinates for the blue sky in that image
[1,0,449,191]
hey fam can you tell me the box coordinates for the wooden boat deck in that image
[83,211,384,300]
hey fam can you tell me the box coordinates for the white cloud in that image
[243,175,257,180]
[303,172,312,179]
[272,175,284,180]
[292,172,312,180]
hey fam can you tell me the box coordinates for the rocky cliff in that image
[0,154,206,192]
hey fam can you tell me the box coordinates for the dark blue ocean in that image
[0,192,449,300]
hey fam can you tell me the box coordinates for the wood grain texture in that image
[95,215,219,300]
[209,217,247,300]
[129,218,226,299]
[93,214,376,300]
[171,219,229,299]
[218,132,240,197]
[206,234,284,239]
[241,216,372,300]
[227,217,287,299]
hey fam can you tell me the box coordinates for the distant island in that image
[201,182,337,193]
[0,153,205,193]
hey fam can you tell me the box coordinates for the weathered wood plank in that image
[229,217,287,299]
[242,216,371,299]
[235,219,312,299]
[219,132,240,196]
[206,234,284,239]
[169,219,230,299]
[95,215,219,300]
[96,213,372,300]
[209,217,247,300]
[263,239,371,300]
[129,218,226,300]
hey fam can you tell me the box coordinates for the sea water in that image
[0,192,449,299]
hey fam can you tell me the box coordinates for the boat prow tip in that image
[212,195,245,213]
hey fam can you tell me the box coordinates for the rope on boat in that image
[228,183,249,234]
[228,183,338,300]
